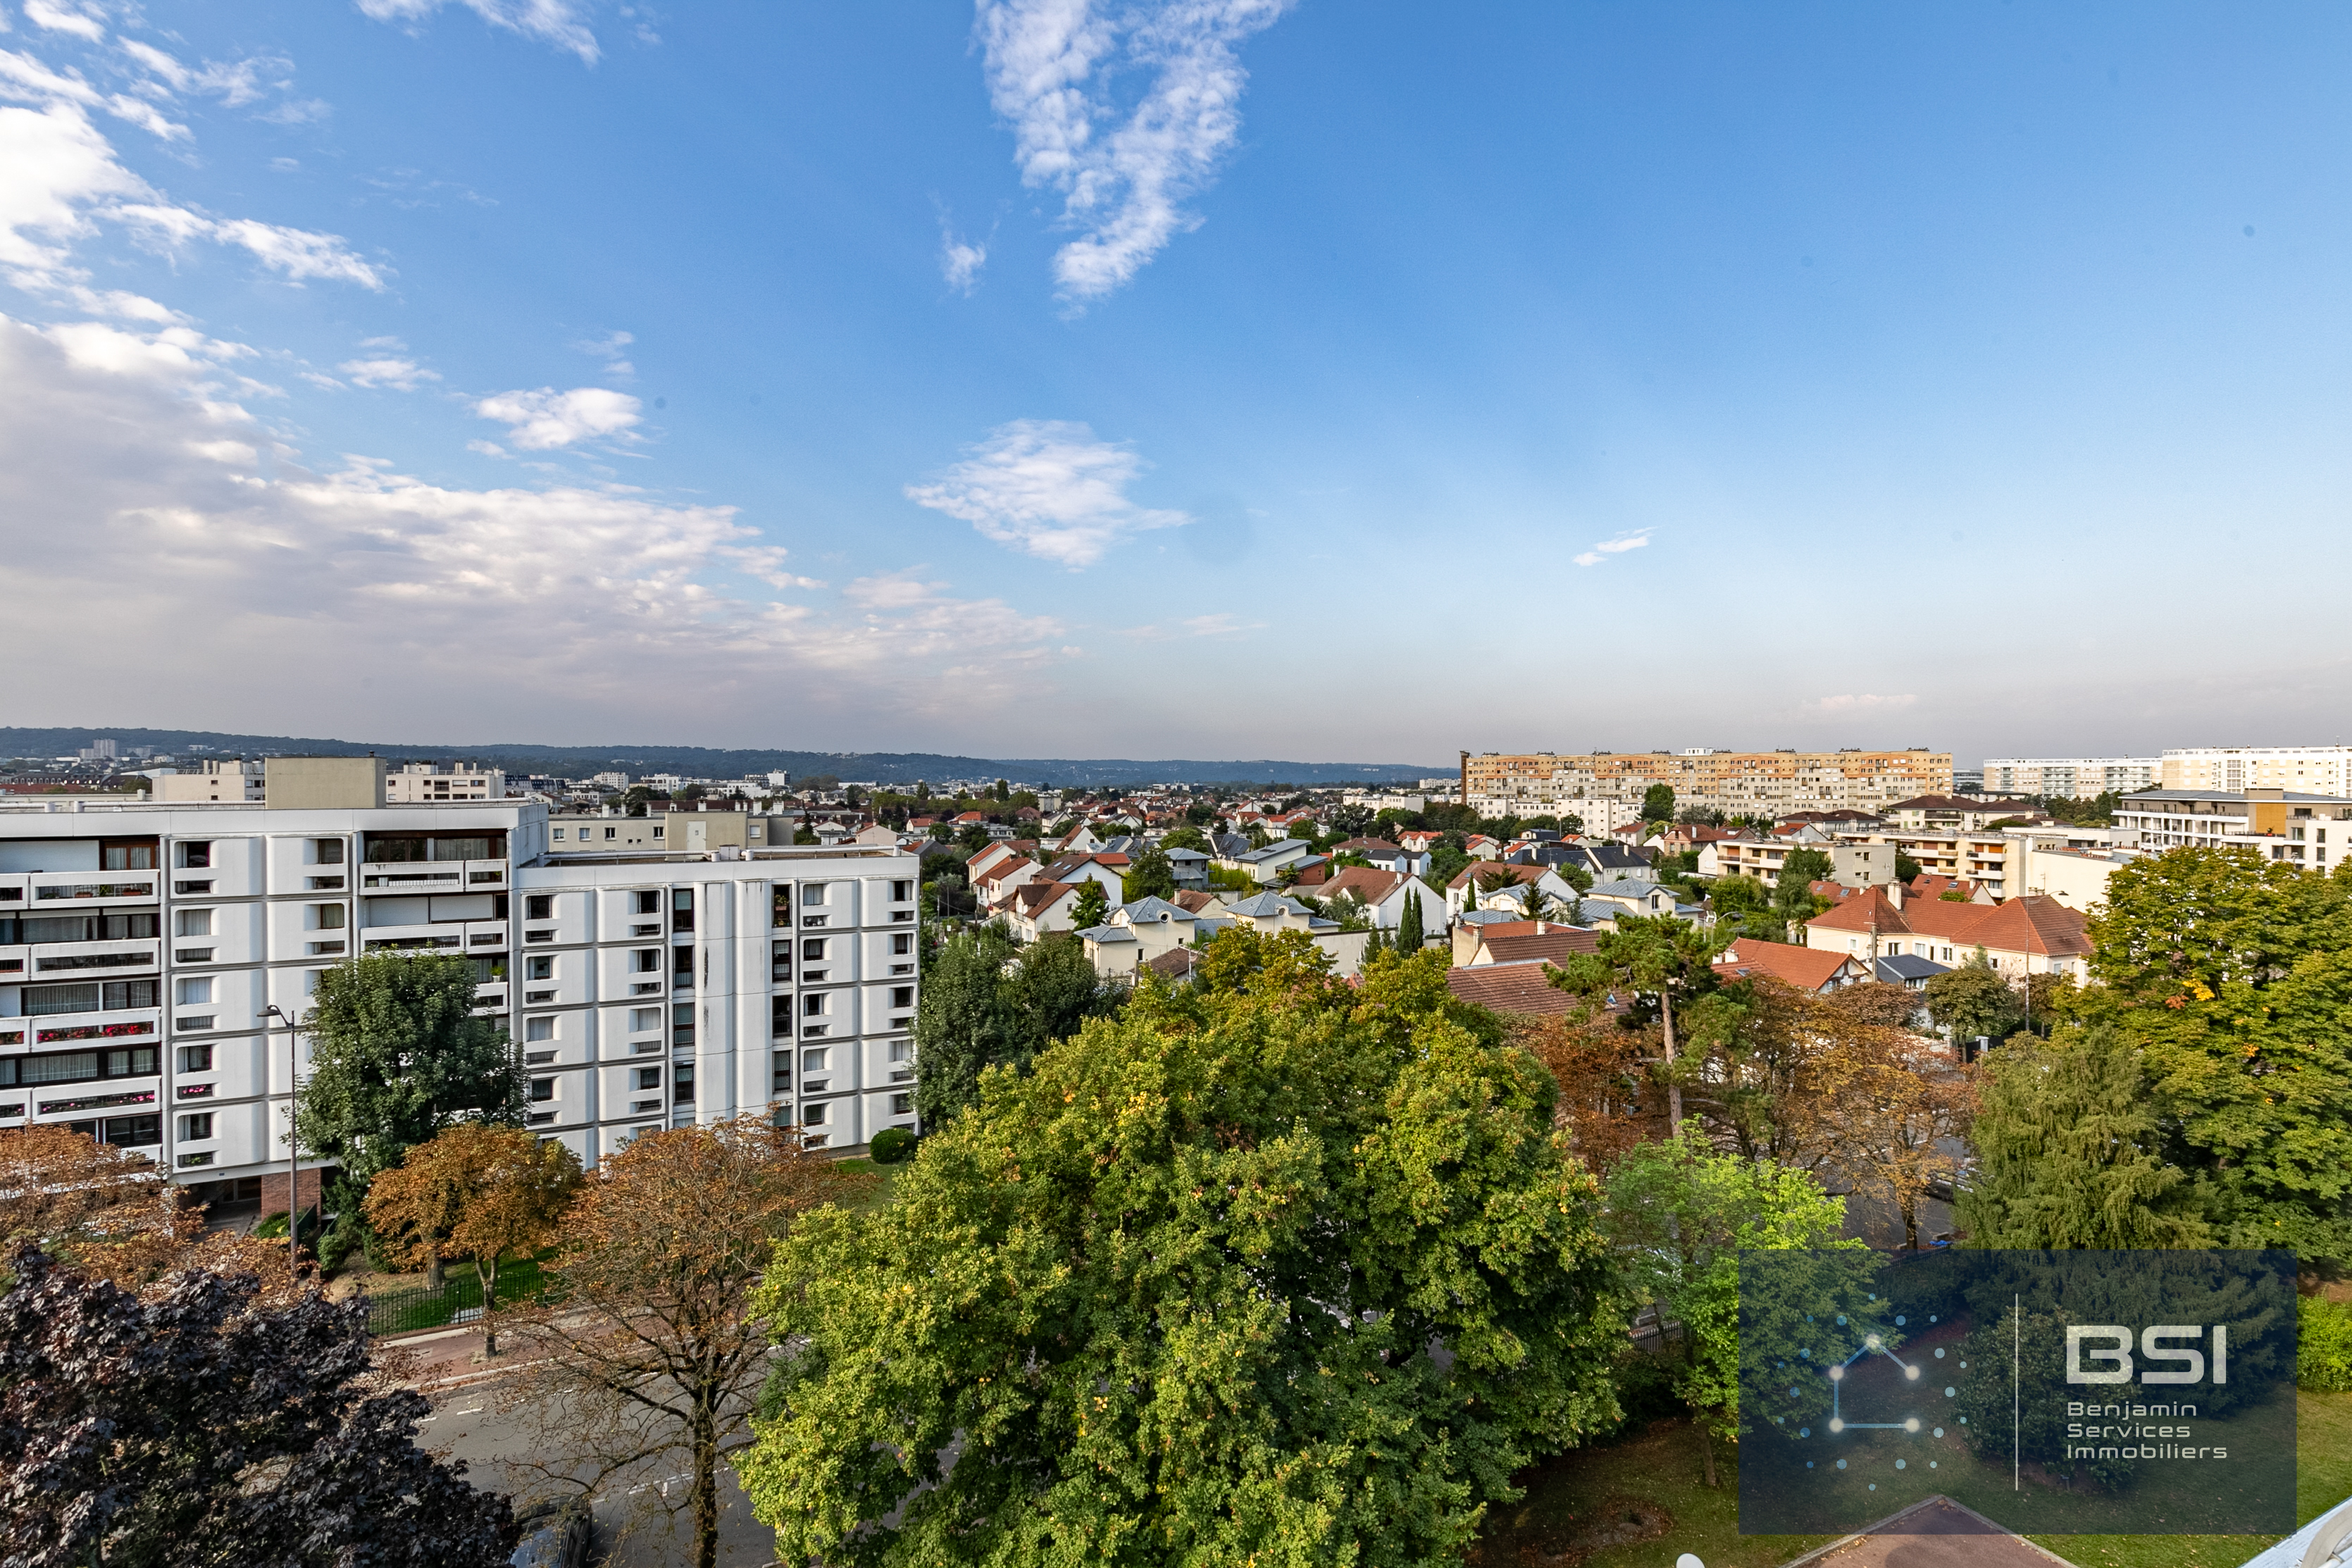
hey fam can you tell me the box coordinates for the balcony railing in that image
[30,943,158,975]
[359,858,508,890]
[361,919,508,954]
[31,876,157,904]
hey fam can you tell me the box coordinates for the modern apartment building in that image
[2112,788,2352,870]
[154,760,266,804]
[1980,757,2159,797]
[384,762,507,802]
[2160,747,2352,798]
[0,757,919,1217]
[1459,749,1951,820]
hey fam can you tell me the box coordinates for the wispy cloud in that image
[355,0,602,66]
[976,0,1290,302]
[1572,529,1652,568]
[337,354,437,390]
[574,328,633,378]
[473,386,642,450]
[940,228,987,294]
[906,418,1188,568]
[1120,611,1262,640]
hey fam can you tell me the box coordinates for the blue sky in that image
[3,1,2348,765]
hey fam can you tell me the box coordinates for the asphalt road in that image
[419,1382,780,1568]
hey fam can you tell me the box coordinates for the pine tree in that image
[1396,889,1424,955]
[1959,1025,2213,1249]
[1070,881,1110,932]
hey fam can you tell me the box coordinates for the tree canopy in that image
[364,1123,580,1348]
[912,928,1113,1125]
[740,950,1626,1568]
[292,952,522,1182]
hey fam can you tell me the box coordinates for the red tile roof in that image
[1483,930,1602,966]
[1713,937,1859,994]
[1448,862,1546,890]
[1445,962,1581,1016]
[1318,866,1406,906]
[1807,890,2089,958]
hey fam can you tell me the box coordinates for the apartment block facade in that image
[1460,748,1951,820]
[2113,788,2352,870]
[1980,757,2159,797]
[0,785,918,1213]
[383,763,507,802]
[2160,747,2352,798]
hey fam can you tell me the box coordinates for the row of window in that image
[0,912,161,945]
[0,1045,161,1088]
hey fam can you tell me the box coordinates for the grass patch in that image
[831,1155,902,1214]
[1474,1392,2352,1567]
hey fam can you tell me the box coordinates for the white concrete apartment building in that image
[1981,757,2159,797]
[1459,748,1951,821]
[2113,788,2352,870]
[2161,747,2352,797]
[0,758,919,1217]
[384,762,507,802]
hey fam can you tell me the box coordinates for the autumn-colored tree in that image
[365,1123,580,1352]
[506,1116,868,1568]
[0,1125,290,1298]
[1515,1009,1664,1165]
[1808,1024,1973,1250]
[1550,914,1732,1127]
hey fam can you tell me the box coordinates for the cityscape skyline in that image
[5,3,2351,761]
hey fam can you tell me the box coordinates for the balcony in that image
[30,874,157,904]
[24,1007,162,1048]
[360,919,509,954]
[30,942,158,976]
[359,858,508,890]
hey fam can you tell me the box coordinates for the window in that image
[772,1050,792,1093]
[801,1100,827,1126]
[313,838,345,865]
[802,938,829,962]
[529,1077,554,1102]
[634,1066,663,1091]
[177,1044,213,1074]
[892,1093,914,1116]
[175,978,213,1007]
[802,994,826,1017]
[802,883,826,907]
[632,949,661,973]
[801,1047,830,1073]
[525,1016,555,1043]
[890,880,913,902]
[671,887,695,932]
[772,995,793,1037]
[888,1039,914,1063]
[673,947,695,981]
[652,825,664,840]
[633,890,660,915]
[175,909,213,938]
[630,1007,661,1033]
[178,842,211,870]
[525,955,554,981]
[101,842,158,871]
[180,1112,214,1140]
[673,1064,695,1105]
[771,942,792,983]
[673,1002,695,1045]
[891,933,913,956]
[25,983,100,1016]
[890,986,914,1011]
[603,826,617,840]
[525,895,554,921]
[772,887,792,928]
[312,903,346,930]
[552,828,566,840]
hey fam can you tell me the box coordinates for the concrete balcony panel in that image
[29,873,158,905]
[28,942,159,976]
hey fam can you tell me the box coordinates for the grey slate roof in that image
[1584,878,1667,900]
[1233,838,1306,865]
[1224,892,1307,919]
[1118,895,1194,925]
[1874,954,1951,983]
[1076,923,1137,945]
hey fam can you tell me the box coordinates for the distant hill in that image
[0,728,1446,790]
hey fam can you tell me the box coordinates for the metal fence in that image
[363,1252,556,1338]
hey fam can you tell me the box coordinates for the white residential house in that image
[1217,838,1312,885]
[1578,878,1687,926]
[1445,862,1579,918]
[1314,866,1448,936]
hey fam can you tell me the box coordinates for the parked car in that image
[511,1497,592,1568]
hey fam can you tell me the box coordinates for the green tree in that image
[911,926,1018,1125]
[1958,1026,2211,1249]
[1069,879,1109,931]
[1396,887,1424,954]
[1551,915,1731,1128]
[1159,825,1210,854]
[1922,956,2026,1046]
[1124,845,1176,902]
[1641,783,1676,823]
[1000,933,1112,1059]
[292,952,521,1184]
[1604,1129,1857,1487]
[2082,847,2352,1261]
[1894,850,1924,883]
[1773,847,1834,933]
[740,951,1626,1568]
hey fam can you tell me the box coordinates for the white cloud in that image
[24,3,106,43]
[355,0,602,66]
[1119,611,1261,639]
[976,0,1291,301]
[905,418,1188,568]
[1811,694,1919,714]
[466,437,508,456]
[718,544,823,590]
[337,354,437,390]
[940,228,986,294]
[473,385,642,449]
[0,311,1070,733]
[1572,529,1652,567]
[574,328,633,378]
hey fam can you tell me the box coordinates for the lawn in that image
[1471,1391,2352,1568]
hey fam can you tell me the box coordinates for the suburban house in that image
[1462,834,1505,861]
[1005,880,1085,942]
[1803,885,2092,978]
[973,854,1043,910]
[1578,878,1692,926]
[1454,919,1600,969]
[1314,866,1448,935]
[1221,890,1371,974]
[1217,838,1313,885]
[1448,861,1581,917]
[966,840,1035,881]
[1164,845,1210,890]
[1710,936,1869,994]
[1331,837,1433,878]
[1710,835,1896,889]
[1872,952,1952,990]
[1038,852,1128,900]
[1050,824,1105,855]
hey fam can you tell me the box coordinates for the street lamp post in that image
[259,1003,302,1275]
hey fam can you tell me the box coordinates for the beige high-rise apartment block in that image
[1459,747,1951,820]
[2160,747,2352,797]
